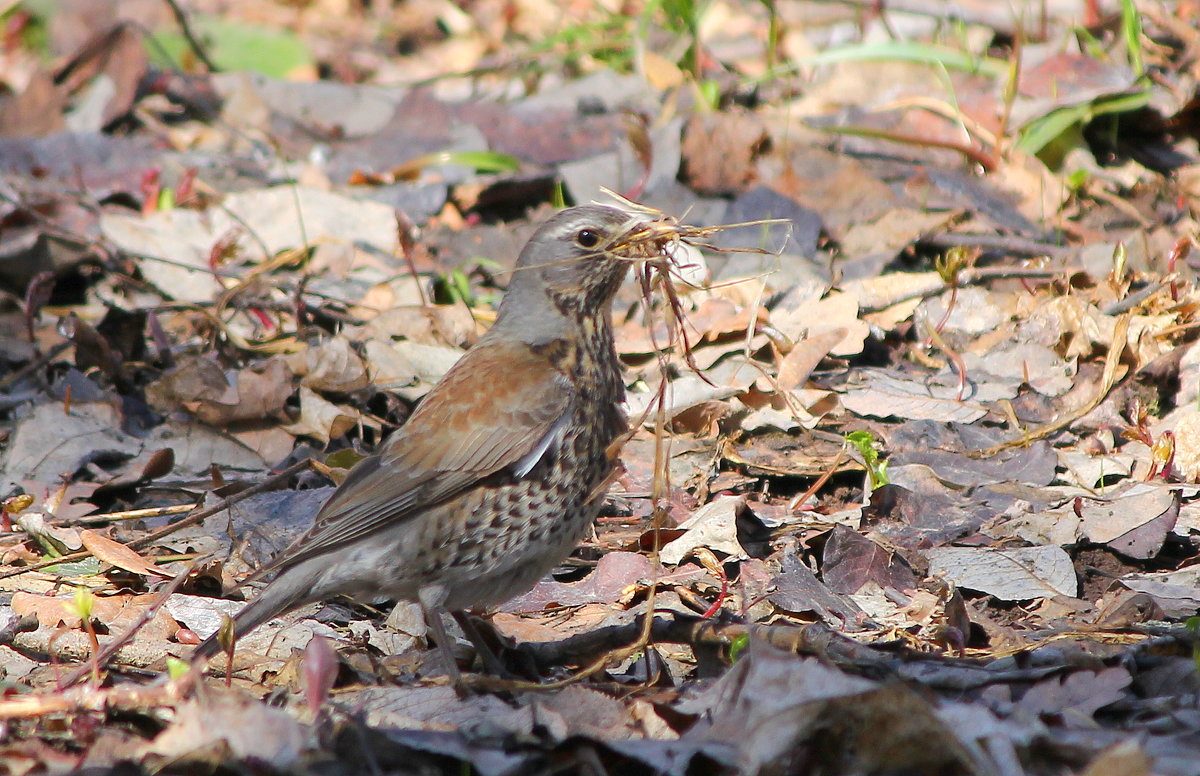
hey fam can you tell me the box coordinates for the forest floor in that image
[2,1,1200,773]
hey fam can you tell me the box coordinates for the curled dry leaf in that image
[769,291,868,359]
[282,386,378,444]
[659,495,752,565]
[294,337,370,393]
[775,327,848,391]
[15,511,82,555]
[146,356,292,426]
[79,529,174,579]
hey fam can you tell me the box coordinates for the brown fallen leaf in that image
[12,592,180,639]
[775,327,847,391]
[80,529,174,579]
[680,112,769,196]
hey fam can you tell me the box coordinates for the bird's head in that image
[496,205,676,332]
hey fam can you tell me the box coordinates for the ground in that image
[1,0,1200,773]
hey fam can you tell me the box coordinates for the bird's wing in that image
[260,339,574,576]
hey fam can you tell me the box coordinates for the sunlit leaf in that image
[1016,90,1151,167]
[148,16,314,78]
[794,41,1005,77]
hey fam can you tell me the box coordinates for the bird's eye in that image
[575,229,601,248]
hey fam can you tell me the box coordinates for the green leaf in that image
[451,270,473,302]
[324,448,366,470]
[73,586,94,621]
[43,557,103,577]
[433,268,478,306]
[1017,104,1090,157]
[148,16,314,78]
[845,430,878,459]
[697,79,721,111]
[845,430,889,489]
[794,41,1006,78]
[472,256,503,270]
[1016,89,1152,167]
[729,633,749,662]
[2,2,51,56]
[165,656,191,681]
[414,150,521,174]
[1120,0,1144,75]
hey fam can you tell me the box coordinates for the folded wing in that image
[263,340,573,576]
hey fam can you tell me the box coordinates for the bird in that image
[192,204,679,683]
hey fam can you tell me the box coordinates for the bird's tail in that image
[190,573,309,663]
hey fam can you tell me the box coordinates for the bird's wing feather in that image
[262,340,573,576]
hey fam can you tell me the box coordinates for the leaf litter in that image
[4,0,1200,773]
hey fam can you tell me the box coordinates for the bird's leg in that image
[421,603,464,690]
[451,610,509,677]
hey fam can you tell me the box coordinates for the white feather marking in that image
[512,410,571,477]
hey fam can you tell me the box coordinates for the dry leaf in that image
[79,529,173,579]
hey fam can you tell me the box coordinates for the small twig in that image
[1154,319,1200,339]
[807,121,998,172]
[56,504,195,527]
[161,0,218,72]
[788,445,849,511]
[141,552,202,564]
[0,677,187,720]
[0,342,71,391]
[1100,280,1166,316]
[846,264,1077,314]
[958,265,1074,282]
[0,460,311,582]
[920,233,1071,259]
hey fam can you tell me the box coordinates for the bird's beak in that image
[610,213,686,262]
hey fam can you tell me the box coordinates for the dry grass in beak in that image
[598,189,789,382]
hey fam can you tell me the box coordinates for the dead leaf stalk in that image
[922,320,969,402]
[395,210,429,308]
[806,122,998,172]
[160,0,218,71]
